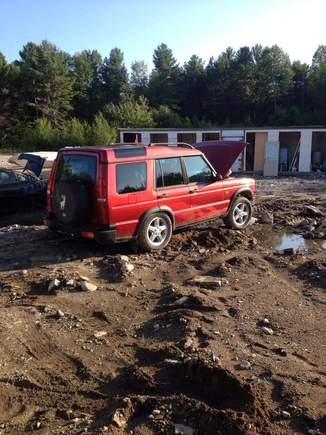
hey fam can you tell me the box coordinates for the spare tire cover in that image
[53,180,90,226]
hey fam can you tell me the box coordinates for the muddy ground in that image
[0,177,325,435]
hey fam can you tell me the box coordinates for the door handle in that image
[190,188,198,194]
[157,193,168,199]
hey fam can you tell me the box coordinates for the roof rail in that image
[148,142,194,149]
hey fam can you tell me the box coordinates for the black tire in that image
[223,196,252,229]
[138,212,172,251]
[53,180,90,227]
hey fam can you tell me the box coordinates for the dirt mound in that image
[96,357,269,434]
[294,260,326,289]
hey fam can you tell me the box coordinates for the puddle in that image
[254,227,326,252]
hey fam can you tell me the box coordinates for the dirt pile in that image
[0,177,325,434]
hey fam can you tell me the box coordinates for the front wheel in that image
[138,213,172,251]
[223,197,252,229]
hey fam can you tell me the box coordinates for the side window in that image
[157,158,184,187]
[117,162,147,194]
[184,155,213,183]
[0,170,17,184]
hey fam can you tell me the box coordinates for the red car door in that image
[155,157,191,227]
[183,155,229,222]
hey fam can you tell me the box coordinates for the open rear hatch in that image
[194,140,246,177]
[18,153,46,178]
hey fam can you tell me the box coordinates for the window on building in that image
[202,132,220,141]
[123,133,142,143]
[184,155,213,183]
[156,158,184,187]
[177,133,196,145]
[116,162,147,194]
[150,133,168,143]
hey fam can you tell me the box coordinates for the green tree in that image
[308,45,326,112]
[148,43,180,108]
[88,112,116,145]
[152,105,191,128]
[60,118,87,147]
[130,60,148,97]
[103,95,154,128]
[253,45,294,122]
[23,118,57,150]
[179,55,206,120]
[72,49,103,120]
[18,41,74,124]
[101,48,129,105]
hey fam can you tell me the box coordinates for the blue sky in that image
[1,0,326,69]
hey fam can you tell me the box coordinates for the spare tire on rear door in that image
[53,180,90,227]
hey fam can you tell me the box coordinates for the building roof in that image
[118,126,326,131]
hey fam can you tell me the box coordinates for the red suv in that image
[46,143,255,251]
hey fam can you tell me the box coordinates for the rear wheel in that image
[138,213,172,251]
[223,196,252,229]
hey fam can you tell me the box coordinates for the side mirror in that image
[211,172,222,181]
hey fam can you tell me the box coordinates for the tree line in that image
[0,40,326,149]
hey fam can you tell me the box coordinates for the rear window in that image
[56,155,97,185]
[116,162,147,194]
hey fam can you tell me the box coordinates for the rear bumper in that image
[45,213,116,244]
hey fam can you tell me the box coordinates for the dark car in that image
[0,153,47,216]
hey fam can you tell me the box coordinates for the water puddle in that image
[254,227,326,252]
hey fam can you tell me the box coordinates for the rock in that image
[57,309,65,318]
[239,360,251,369]
[280,247,297,256]
[174,424,195,435]
[21,270,28,276]
[79,275,90,282]
[250,375,260,385]
[152,409,160,415]
[260,209,274,224]
[120,255,130,262]
[112,410,126,428]
[175,296,189,305]
[164,359,180,365]
[281,410,291,418]
[262,318,270,325]
[81,281,97,292]
[153,323,160,330]
[183,338,194,350]
[262,326,274,335]
[93,330,107,339]
[48,279,60,292]
[188,275,223,288]
[250,217,258,225]
[124,262,134,273]
[66,279,75,286]
[304,205,323,218]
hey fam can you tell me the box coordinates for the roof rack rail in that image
[148,142,194,149]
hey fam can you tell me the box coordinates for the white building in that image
[118,127,326,176]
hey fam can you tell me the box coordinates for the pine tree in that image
[101,48,129,105]
[18,41,74,124]
[72,50,103,120]
[130,60,148,97]
[148,43,180,109]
